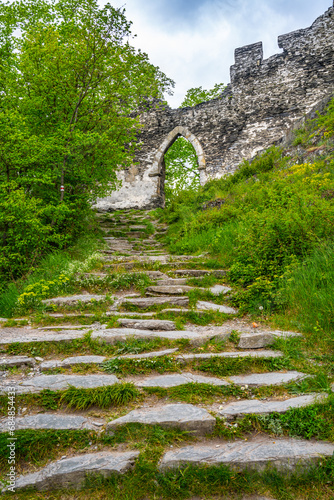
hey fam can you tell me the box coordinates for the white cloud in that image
[105,0,332,107]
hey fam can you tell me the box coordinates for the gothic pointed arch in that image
[151,126,206,176]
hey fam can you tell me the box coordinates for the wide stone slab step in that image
[134,372,229,388]
[118,348,178,359]
[10,451,139,492]
[106,403,215,435]
[219,393,328,418]
[0,413,104,432]
[0,355,36,368]
[0,327,85,345]
[172,269,227,277]
[106,311,156,317]
[40,349,179,371]
[38,325,94,330]
[159,437,334,472]
[176,350,283,362]
[123,296,189,308]
[132,370,309,389]
[156,278,188,285]
[196,300,237,315]
[43,313,96,318]
[229,371,308,387]
[42,294,108,305]
[238,330,302,349]
[1,374,119,394]
[146,285,199,295]
[90,328,207,345]
[117,319,176,331]
[40,355,107,371]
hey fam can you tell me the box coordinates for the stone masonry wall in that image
[96,4,334,211]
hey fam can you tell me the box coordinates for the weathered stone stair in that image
[0,209,332,495]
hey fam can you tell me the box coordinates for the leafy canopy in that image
[0,0,174,285]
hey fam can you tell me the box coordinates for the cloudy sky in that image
[109,0,332,107]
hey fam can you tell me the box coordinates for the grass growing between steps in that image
[101,355,296,377]
[155,309,234,326]
[0,383,141,415]
[0,424,192,475]
[2,333,174,358]
[70,272,153,295]
[3,455,334,499]
[143,382,289,404]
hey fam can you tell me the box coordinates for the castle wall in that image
[96,5,334,211]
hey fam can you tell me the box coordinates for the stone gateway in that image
[96,5,334,211]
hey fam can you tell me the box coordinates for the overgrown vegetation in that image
[158,98,334,347]
[0,0,173,291]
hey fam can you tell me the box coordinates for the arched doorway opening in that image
[152,126,206,206]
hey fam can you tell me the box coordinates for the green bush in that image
[161,97,334,332]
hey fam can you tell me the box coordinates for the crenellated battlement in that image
[230,42,263,83]
[230,5,334,84]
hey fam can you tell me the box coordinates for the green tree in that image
[0,0,174,284]
[180,83,226,108]
[164,83,225,202]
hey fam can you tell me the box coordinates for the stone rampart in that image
[96,4,334,211]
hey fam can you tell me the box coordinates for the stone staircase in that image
[0,209,332,496]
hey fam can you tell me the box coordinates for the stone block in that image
[107,403,215,435]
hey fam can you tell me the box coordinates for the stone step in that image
[134,372,230,388]
[172,269,227,277]
[147,284,231,297]
[43,313,96,318]
[118,348,178,359]
[106,403,215,435]
[10,451,139,492]
[176,350,283,362]
[40,355,107,370]
[123,296,189,308]
[38,325,95,330]
[219,393,328,419]
[103,255,169,263]
[159,437,334,472]
[92,270,168,280]
[103,237,129,241]
[146,285,202,295]
[0,326,215,346]
[144,271,169,279]
[158,308,210,316]
[103,248,133,254]
[128,225,149,230]
[42,294,108,306]
[238,330,302,349]
[0,327,85,345]
[1,374,119,394]
[103,262,137,270]
[0,413,104,432]
[125,232,146,238]
[0,355,36,368]
[106,311,156,317]
[196,300,237,315]
[40,349,179,371]
[117,319,176,331]
[90,328,209,346]
[228,371,308,387]
[156,278,188,285]
[132,370,308,389]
